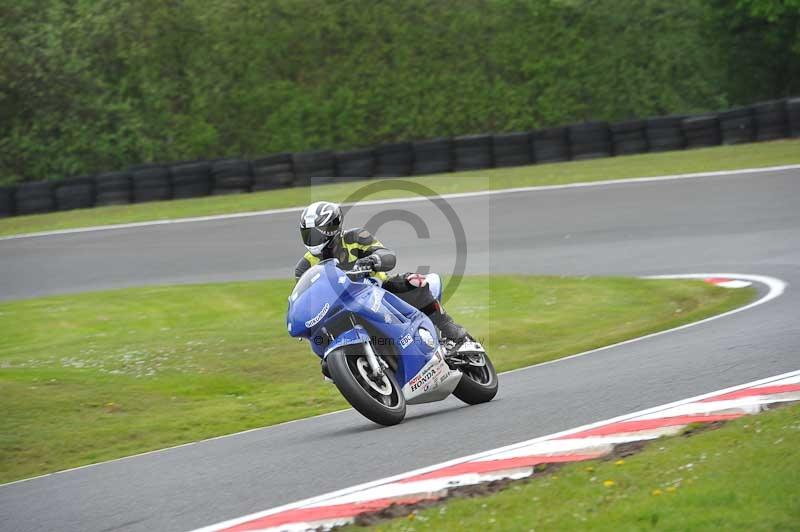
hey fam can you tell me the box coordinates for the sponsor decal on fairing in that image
[304,303,330,328]
[399,334,413,349]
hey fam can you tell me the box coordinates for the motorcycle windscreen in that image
[287,262,350,337]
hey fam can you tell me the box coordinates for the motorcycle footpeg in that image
[445,339,487,368]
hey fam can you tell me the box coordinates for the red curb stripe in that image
[704,277,733,284]
[699,384,800,402]
[399,453,602,483]
[220,497,427,531]
[556,413,743,439]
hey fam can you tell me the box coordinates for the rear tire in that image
[327,347,406,426]
[452,351,498,405]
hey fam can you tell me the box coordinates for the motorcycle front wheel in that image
[327,346,406,426]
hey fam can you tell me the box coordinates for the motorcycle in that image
[286,258,498,426]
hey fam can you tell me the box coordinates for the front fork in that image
[362,340,385,377]
[350,315,384,377]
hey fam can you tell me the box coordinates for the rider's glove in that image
[354,254,380,271]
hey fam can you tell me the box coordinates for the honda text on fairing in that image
[286,259,498,426]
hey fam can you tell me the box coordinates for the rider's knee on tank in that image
[382,273,437,311]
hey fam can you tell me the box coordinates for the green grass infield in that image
[0,275,753,483]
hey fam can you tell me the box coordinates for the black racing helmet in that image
[300,201,343,254]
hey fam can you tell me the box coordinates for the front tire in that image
[327,347,406,426]
[452,350,498,405]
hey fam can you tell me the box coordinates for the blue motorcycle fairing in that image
[286,260,442,388]
[323,326,371,358]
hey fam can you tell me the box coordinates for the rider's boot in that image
[427,302,468,356]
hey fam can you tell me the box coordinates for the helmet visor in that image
[301,226,334,248]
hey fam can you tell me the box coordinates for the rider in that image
[294,201,468,353]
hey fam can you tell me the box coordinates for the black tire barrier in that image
[335,148,374,180]
[453,134,492,171]
[15,181,56,215]
[95,171,132,206]
[130,165,171,203]
[412,138,452,175]
[211,159,252,195]
[293,151,336,187]
[374,143,413,177]
[4,97,799,218]
[252,153,295,191]
[610,120,649,156]
[753,100,789,141]
[645,116,685,152]
[0,187,15,217]
[789,98,800,137]
[492,132,531,168]
[683,115,721,149]
[170,161,212,199]
[532,127,570,163]
[719,107,755,145]
[569,121,611,160]
[55,176,95,211]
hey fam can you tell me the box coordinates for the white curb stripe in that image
[2,163,799,242]
[192,371,800,531]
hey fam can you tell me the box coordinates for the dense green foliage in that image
[1,0,798,185]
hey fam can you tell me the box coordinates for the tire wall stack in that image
[293,151,336,187]
[2,97,798,218]
[531,127,570,163]
[683,115,721,149]
[0,187,15,218]
[610,120,648,155]
[172,162,212,199]
[55,177,95,211]
[412,138,451,175]
[645,116,685,152]
[374,143,413,177]
[568,122,611,160]
[252,153,294,190]
[453,135,492,171]
[130,165,171,203]
[719,107,755,145]
[492,133,531,168]
[95,172,132,206]
[789,98,800,137]
[335,149,374,180]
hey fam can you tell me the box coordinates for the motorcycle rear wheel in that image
[452,350,498,405]
[327,347,406,426]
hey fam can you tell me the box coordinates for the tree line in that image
[1,0,797,185]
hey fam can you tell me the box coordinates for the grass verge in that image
[360,402,800,531]
[1,140,798,237]
[0,276,752,483]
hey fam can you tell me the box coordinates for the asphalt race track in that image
[1,167,799,532]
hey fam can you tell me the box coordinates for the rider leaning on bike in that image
[294,201,468,353]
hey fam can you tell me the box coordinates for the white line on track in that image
[2,163,799,242]
[0,272,785,491]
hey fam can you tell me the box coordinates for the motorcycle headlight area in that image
[418,327,436,349]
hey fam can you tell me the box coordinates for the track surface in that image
[1,168,799,532]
